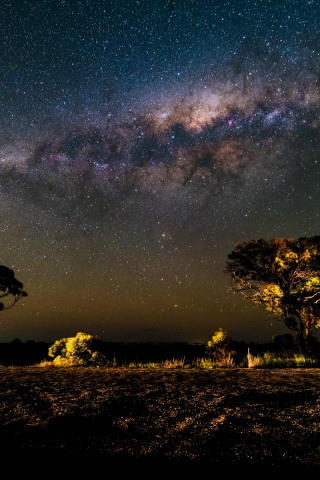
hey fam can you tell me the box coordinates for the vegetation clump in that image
[206,328,235,367]
[48,332,107,367]
[33,329,319,369]
[247,352,317,368]
[126,357,187,369]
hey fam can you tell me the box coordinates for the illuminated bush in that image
[51,356,76,367]
[48,332,107,367]
[206,328,235,367]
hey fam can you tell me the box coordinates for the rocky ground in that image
[1,367,320,475]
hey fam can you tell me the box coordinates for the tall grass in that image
[33,352,319,368]
[246,352,318,368]
[33,359,55,367]
[126,356,189,369]
[34,356,217,369]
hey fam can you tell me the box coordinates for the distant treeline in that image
[0,340,302,366]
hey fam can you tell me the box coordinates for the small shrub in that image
[206,328,235,367]
[48,332,107,367]
[293,354,317,367]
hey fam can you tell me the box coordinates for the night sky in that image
[1,0,320,343]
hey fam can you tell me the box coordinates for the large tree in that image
[0,266,27,311]
[226,236,320,353]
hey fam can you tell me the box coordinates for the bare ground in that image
[1,367,320,475]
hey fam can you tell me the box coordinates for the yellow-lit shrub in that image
[48,332,107,367]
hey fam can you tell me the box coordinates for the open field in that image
[1,367,320,475]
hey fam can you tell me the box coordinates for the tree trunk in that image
[282,313,306,354]
[305,317,316,356]
[296,330,308,356]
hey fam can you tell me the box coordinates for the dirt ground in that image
[1,367,320,475]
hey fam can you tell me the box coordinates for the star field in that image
[1,0,320,342]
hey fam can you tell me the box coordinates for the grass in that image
[126,356,190,368]
[247,352,318,368]
[33,356,219,369]
[33,359,55,367]
[32,353,318,369]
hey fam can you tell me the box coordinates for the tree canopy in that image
[0,266,27,311]
[226,236,320,353]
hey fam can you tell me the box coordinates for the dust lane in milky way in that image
[2,78,318,219]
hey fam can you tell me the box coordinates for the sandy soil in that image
[1,367,320,474]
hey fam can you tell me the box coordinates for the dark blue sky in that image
[2,0,319,123]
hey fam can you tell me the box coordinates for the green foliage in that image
[192,357,219,369]
[120,357,217,369]
[248,351,317,368]
[206,328,235,366]
[42,348,318,369]
[207,328,230,346]
[48,338,68,359]
[125,357,187,369]
[52,357,76,367]
[48,332,107,367]
[127,362,159,368]
[226,236,320,351]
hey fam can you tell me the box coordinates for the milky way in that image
[3,80,318,209]
[1,0,320,343]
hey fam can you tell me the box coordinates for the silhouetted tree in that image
[272,333,295,345]
[226,236,320,354]
[272,333,297,358]
[0,266,27,311]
